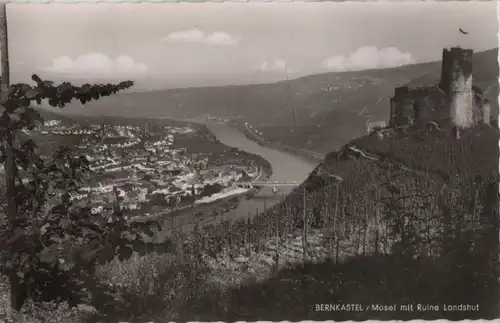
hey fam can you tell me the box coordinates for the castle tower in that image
[439,47,474,128]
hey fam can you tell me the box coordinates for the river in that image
[159,119,318,233]
[204,121,318,220]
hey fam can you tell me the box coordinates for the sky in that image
[6,1,499,91]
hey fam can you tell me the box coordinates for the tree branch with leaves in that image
[0,74,141,310]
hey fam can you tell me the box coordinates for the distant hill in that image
[51,48,498,153]
[258,48,498,152]
[35,105,193,129]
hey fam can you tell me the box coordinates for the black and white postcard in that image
[0,1,498,322]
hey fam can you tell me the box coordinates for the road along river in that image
[159,120,319,234]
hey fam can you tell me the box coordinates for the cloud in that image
[321,46,415,72]
[43,53,148,77]
[161,28,241,45]
[257,59,296,73]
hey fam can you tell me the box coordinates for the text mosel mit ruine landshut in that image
[314,304,480,312]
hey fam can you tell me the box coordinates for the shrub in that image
[92,251,217,322]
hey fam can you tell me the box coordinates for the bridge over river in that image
[238,180,302,187]
[159,119,319,233]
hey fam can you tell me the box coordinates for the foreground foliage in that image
[0,75,174,310]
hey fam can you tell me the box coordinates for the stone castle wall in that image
[389,47,489,128]
[389,85,447,127]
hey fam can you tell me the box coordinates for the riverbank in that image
[198,123,274,178]
[133,166,271,235]
[228,120,325,165]
[127,120,274,232]
[149,120,316,234]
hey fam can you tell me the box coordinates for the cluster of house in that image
[72,164,257,217]
[36,119,259,218]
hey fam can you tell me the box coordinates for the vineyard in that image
[86,125,498,321]
[351,124,499,182]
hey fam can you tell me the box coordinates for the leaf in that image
[7,228,26,245]
[8,113,21,126]
[79,248,98,263]
[25,88,38,99]
[24,107,43,126]
[133,241,148,256]
[31,74,42,84]
[57,259,75,272]
[49,234,64,244]
[95,246,114,264]
[39,245,59,265]
[120,231,136,241]
[60,219,71,230]
[40,223,50,235]
[117,246,133,261]
[77,304,98,315]
[13,148,30,169]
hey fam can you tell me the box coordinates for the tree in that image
[0,72,137,310]
[0,6,139,309]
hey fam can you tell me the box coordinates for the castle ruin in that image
[388,47,491,129]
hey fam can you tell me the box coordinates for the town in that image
[3,116,267,223]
